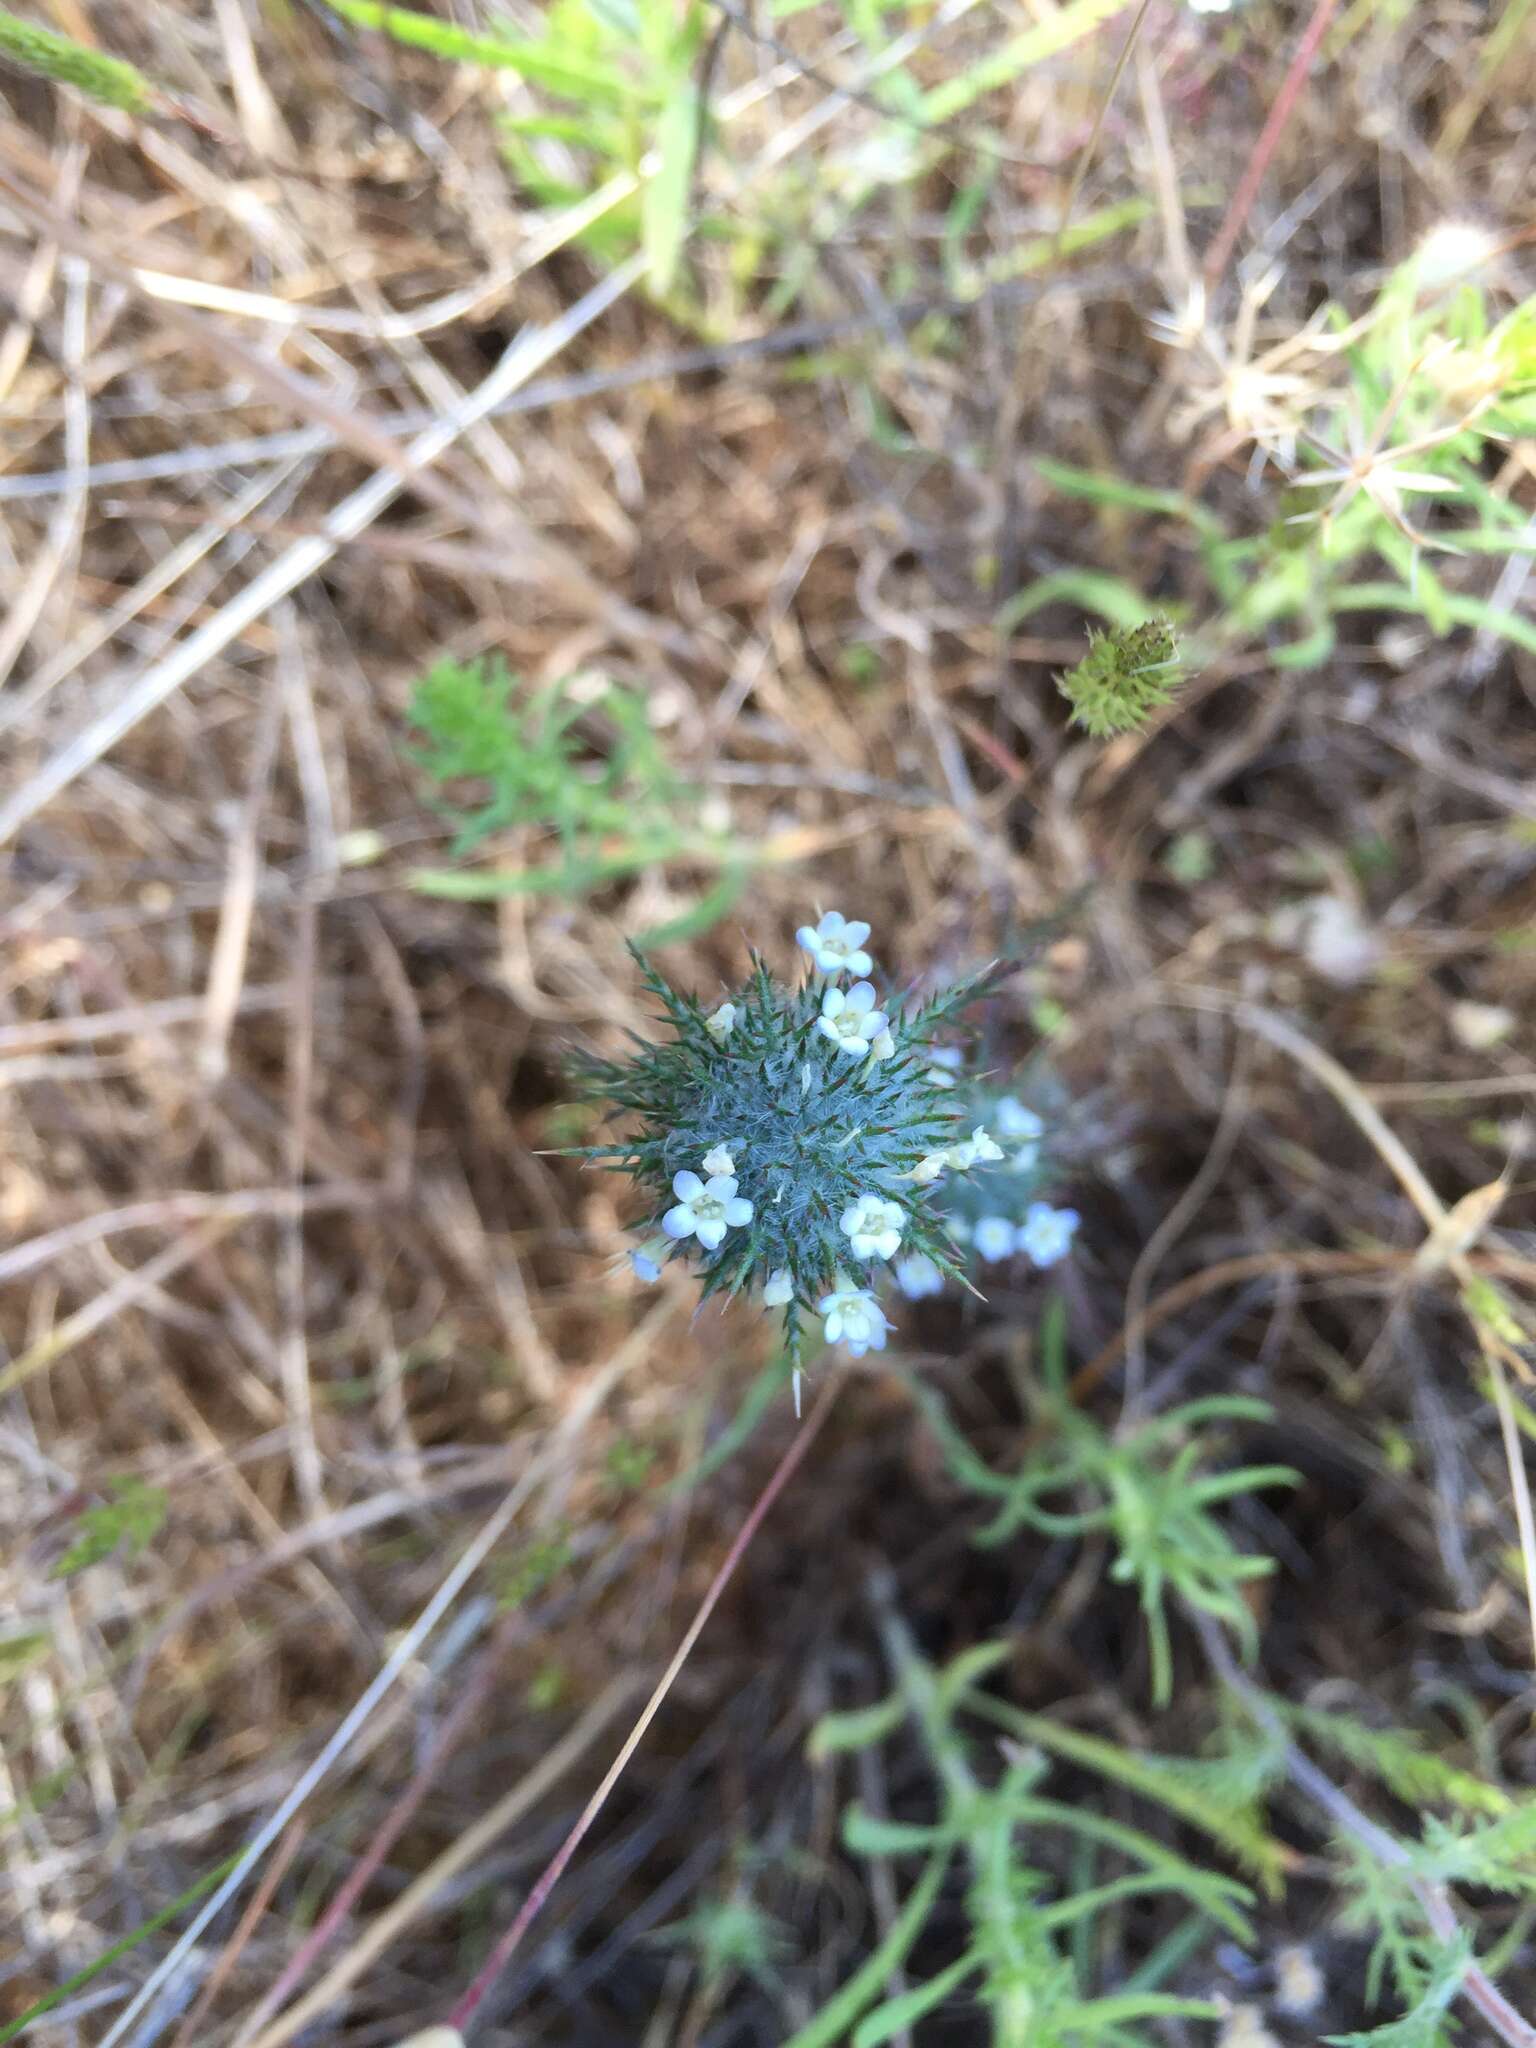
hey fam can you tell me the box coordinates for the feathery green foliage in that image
[325,0,708,294]
[403,654,744,935]
[792,1612,1247,2048]
[908,1299,1295,1703]
[0,10,152,113]
[49,1476,167,1579]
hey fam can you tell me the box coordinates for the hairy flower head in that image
[572,930,996,1362]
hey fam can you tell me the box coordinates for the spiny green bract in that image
[1056,617,1183,737]
[573,945,998,1362]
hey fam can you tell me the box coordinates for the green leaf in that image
[997,568,1157,636]
[0,10,152,112]
[644,82,701,294]
[852,1951,982,2046]
[780,1852,951,2048]
[808,1693,907,1761]
[1064,1990,1224,2026]
[50,1477,167,1579]
[921,0,1136,122]
[843,1806,954,1856]
[1284,1702,1511,1817]
[985,1707,1285,1888]
[324,0,628,99]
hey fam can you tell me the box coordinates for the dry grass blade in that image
[0,251,644,847]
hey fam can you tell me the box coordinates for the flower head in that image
[818,981,888,1058]
[704,1002,737,1044]
[926,1047,963,1089]
[1017,1201,1080,1268]
[701,1142,737,1178]
[663,1170,754,1251]
[818,1278,890,1356]
[762,1267,793,1307]
[973,1216,1017,1262]
[839,1192,905,1261]
[909,1151,949,1185]
[797,911,874,977]
[870,1028,897,1062]
[895,1252,944,1301]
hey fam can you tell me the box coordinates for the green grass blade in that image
[0,1852,244,2046]
[0,10,152,112]
[921,0,1136,123]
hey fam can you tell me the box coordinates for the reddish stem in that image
[447,1376,841,2034]
[1202,0,1343,290]
[240,1618,521,2043]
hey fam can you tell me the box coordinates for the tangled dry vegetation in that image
[2,2,1536,2044]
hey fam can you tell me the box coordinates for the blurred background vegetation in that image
[1,1,1535,2043]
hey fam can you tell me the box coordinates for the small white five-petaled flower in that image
[946,1125,1003,1171]
[704,1002,737,1043]
[840,1192,905,1261]
[1017,1202,1080,1268]
[994,1097,1044,1171]
[818,981,888,1057]
[763,1267,793,1307]
[819,1278,890,1356]
[797,911,874,977]
[700,1142,737,1177]
[895,1252,945,1300]
[973,1216,1016,1263]
[662,1170,754,1251]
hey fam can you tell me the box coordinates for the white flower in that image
[995,1097,1045,1171]
[946,1125,1003,1171]
[908,1152,949,1185]
[763,1267,793,1307]
[662,1170,754,1251]
[818,1278,890,1357]
[895,1253,944,1301]
[870,1028,897,1062]
[994,1097,1043,1140]
[973,1216,1016,1263]
[840,1193,905,1261]
[704,1002,737,1043]
[1016,1202,1080,1268]
[818,981,888,1057]
[631,1250,661,1283]
[948,1217,972,1245]
[797,911,874,977]
[700,1142,737,1177]
[926,1047,963,1089]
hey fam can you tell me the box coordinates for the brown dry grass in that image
[2,1,1536,2043]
